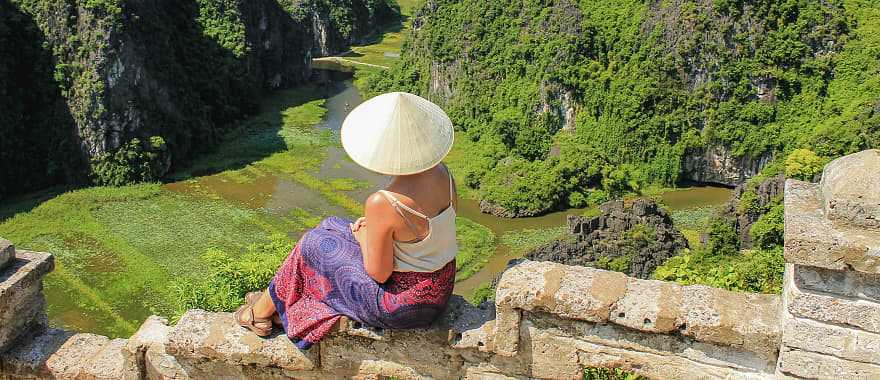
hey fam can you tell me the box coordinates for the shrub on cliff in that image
[785,149,826,181]
[91,137,171,186]
[706,218,740,256]
[653,246,784,293]
[749,202,785,249]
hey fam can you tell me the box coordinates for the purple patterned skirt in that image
[268,217,456,349]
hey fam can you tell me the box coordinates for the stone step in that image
[784,264,880,334]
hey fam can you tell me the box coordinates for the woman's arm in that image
[354,193,396,283]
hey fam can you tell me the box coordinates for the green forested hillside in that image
[367,0,880,216]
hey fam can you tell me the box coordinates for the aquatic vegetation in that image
[500,226,568,256]
[454,217,496,282]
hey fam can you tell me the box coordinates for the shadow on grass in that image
[166,71,354,182]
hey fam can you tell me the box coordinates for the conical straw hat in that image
[341,92,454,176]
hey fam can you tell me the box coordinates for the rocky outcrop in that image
[526,198,689,279]
[723,173,786,248]
[0,0,395,198]
[682,144,774,187]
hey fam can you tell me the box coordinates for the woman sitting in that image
[235,92,458,349]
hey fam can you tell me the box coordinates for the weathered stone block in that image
[778,347,880,379]
[0,239,12,270]
[145,344,189,380]
[785,264,880,334]
[0,251,53,352]
[679,285,782,360]
[461,364,527,380]
[784,180,880,274]
[45,333,112,379]
[521,319,774,380]
[782,316,880,364]
[123,316,180,380]
[496,261,628,323]
[166,310,317,372]
[609,278,682,333]
[80,338,138,380]
[577,344,772,380]
[519,324,582,379]
[820,149,880,229]
[320,328,461,379]
[525,311,776,374]
[492,307,521,356]
[0,328,73,378]
[449,299,495,353]
[794,264,880,303]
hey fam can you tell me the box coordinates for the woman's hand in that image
[350,217,366,233]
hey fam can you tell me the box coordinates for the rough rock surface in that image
[166,309,318,374]
[820,149,880,228]
[526,199,689,278]
[479,199,543,218]
[785,180,880,274]
[682,144,773,187]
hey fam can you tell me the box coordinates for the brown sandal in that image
[245,291,283,327]
[235,304,273,337]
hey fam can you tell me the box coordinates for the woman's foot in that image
[235,304,273,337]
[246,291,283,327]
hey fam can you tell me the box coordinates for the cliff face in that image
[0,0,396,199]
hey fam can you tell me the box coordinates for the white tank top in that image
[377,171,458,272]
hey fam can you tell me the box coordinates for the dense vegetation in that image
[366,0,880,216]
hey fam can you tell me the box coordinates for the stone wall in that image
[777,149,880,379]
[1,149,878,379]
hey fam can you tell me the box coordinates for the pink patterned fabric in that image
[269,217,455,349]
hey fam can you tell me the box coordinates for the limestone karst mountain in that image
[0,0,397,199]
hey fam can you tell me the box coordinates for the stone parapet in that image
[778,152,880,380]
[495,260,782,363]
